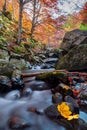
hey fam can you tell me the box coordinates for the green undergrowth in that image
[0,12,17,45]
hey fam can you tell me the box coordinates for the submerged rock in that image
[5,90,20,100]
[22,88,33,97]
[9,117,31,129]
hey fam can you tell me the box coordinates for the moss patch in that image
[36,72,69,87]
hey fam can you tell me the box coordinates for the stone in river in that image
[5,90,20,100]
[22,88,33,97]
[45,105,60,119]
[52,93,63,104]
[9,117,31,129]
[0,75,11,93]
[11,76,24,90]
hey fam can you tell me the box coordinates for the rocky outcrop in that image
[56,29,87,71]
[56,44,87,71]
[60,29,87,52]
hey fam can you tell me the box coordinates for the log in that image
[21,69,87,83]
[21,69,67,78]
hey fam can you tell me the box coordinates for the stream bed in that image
[0,67,87,130]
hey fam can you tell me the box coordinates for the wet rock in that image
[11,77,24,90]
[35,108,44,115]
[79,77,85,83]
[28,107,37,113]
[11,69,24,90]
[32,65,41,70]
[41,64,51,69]
[22,88,33,97]
[28,107,44,115]
[43,58,58,64]
[5,90,20,100]
[9,117,31,129]
[53,83,73,98]
[73,76,85,83]
[52,93,63,104]
[65,96,79,107]
[0,75,10,84]
[65,96,79,114]
[45,100,80,122]
[55,118,87,130]
[78,118,87,130]
[45,105,60,119]
[39,54,46,59]
[0,75,11,93]
[80,100,87,106]
[78,88,87,100]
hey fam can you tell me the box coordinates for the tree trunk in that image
[3,0,7,14]
[30,0,36,39]
[18,2,23,45]
[12,0,15,20]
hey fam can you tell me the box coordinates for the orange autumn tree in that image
[1,0,86,47]
[0,0,62,46]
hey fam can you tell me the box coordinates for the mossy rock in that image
[36,72,69,87]
[56,44,87,71]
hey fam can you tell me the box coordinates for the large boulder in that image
[60,29,87,52]
[56,44,87,71]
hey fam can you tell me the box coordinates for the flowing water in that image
[0,90,66,130]
[0,67,87,130]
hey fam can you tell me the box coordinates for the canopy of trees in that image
[0,0,87,47]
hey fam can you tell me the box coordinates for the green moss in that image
[36,72,69,87]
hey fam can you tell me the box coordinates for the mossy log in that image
[36,71,69,87]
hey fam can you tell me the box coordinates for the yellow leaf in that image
[67,114,79,120]
[57,102,72,119]
[57,102,79,120]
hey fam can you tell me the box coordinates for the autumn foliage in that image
[0,0,86,47]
